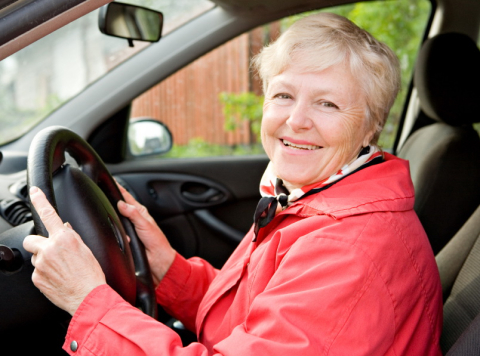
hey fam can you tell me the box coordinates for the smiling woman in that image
[21,11,442,356]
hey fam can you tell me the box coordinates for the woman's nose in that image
[286,102,313,132]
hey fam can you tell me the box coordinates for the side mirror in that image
[98,2,163,46]
[128,119,173,157]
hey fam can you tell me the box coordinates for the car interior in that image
[1,0,480,354]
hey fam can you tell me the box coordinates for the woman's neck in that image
[281,180,301,193]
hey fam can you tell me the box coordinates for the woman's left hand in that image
[23,187,106,316]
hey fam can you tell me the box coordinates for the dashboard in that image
[0,152,30,234]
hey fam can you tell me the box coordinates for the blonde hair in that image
[253,12,401,144]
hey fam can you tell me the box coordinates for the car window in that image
[129,0,432,159]
[0,0,214,146]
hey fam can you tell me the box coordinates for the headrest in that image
[414,32,480,126]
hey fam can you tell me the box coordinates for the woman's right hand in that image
[116,184,176,287]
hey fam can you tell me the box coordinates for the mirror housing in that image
[128,119,173,157]
[98,2,163,45]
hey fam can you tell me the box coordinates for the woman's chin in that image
[273,164,325,189]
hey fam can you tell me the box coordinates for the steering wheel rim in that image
[26,126,157,318]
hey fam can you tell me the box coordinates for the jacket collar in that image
[279,153,415,220]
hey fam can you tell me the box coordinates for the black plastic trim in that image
[194,209,244,244]
[0,0,86,46]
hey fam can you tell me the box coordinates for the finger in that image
[115,181,126,194]
[23,234,48,254]
[116,185,152,221]
[29,187,65,236]
[116,183,142,208]
[116,182,130,200]
[117,189,149,218]
[117,200,151,230]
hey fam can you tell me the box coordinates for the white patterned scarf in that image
[253,145,384,239]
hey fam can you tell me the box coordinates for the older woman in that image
[24,12,442,355]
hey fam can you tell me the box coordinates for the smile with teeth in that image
[281,139,321,150]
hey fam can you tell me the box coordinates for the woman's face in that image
[261,63,374,189]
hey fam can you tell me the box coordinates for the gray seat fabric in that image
[446,312,480,356]
[437,205,480,353]
[397,32,480,255]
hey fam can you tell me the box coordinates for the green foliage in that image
[219,92,264,142]
[163,137,264,158]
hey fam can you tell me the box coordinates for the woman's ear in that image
[363,122,379,147]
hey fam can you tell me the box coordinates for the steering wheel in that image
[26,126,157,318]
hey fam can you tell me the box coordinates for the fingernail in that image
[64,222,72,229]
[118,200,126,208]
[30,186,39,194]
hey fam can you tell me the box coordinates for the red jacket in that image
[63,154,442,355]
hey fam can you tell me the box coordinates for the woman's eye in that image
[321,101,338,109]
[273,93,291,100]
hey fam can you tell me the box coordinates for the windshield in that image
[0,0,214,146]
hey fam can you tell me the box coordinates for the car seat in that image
[445,312,480,355]
[437,204,480,354]
[397,32,480,255]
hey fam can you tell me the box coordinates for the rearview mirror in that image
[99,2,163,46]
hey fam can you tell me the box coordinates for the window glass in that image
[0,0,214,146]
[130,0,432,158]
